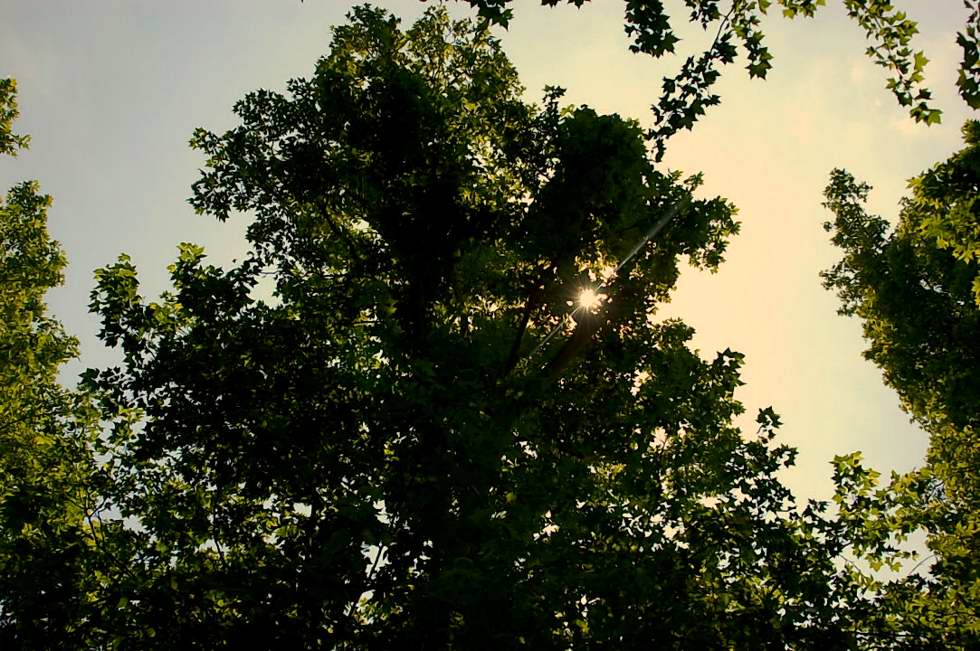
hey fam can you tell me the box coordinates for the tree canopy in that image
[822,125,980,643]
[0,79,107,647]
[0,4,977,649]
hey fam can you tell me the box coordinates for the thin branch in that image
[503,282,544,375]
[345,543,387,620]
[315,198,362,262]
[905,552,937,577]
[366,543,386,586]
[211,491,228,571]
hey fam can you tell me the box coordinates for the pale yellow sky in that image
[1,0,974,502]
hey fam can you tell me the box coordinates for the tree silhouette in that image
[1,5,975,648]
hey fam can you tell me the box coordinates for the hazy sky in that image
[1,0,974,502]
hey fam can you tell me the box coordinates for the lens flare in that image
[577,288,603,311]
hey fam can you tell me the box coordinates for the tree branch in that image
[315,198,361,262]
[503,282,545,375]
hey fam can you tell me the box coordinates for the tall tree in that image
[822,122,980,647]
[3,8,971,648]
[68,6,957,648]
[0,80,108,647]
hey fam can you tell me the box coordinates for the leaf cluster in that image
[455,0,972,159]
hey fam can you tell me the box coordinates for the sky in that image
[1,0,975,503]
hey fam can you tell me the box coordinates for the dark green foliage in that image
[822,125,980,435]
[0,80,107,648]
[957,1,980,110]
[822,124,980,647]
[1,6,975,647]
[0,79,30,156]
[69,7,959,647]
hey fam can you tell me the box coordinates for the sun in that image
[577,288,604,311]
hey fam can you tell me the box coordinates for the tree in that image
[453,0,980,159]
[0,80,108,647]
[822,122,980,647]
[45,6,952,648]
[2,7,970,648]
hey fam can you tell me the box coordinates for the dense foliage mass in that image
[0,5,976,649]
[823,127,980,643]
[0,80,107,647]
